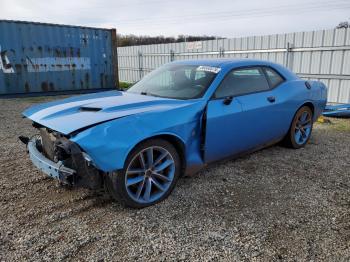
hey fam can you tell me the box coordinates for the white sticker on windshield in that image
[197,66,221,74]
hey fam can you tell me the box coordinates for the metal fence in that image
[118,28,350,103]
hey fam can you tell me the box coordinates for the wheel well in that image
[284,102,316,140]
[136,135,186,175]
[302,102,314,115]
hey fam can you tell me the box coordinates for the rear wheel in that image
[106,139,181,208]
[284,106,313,149]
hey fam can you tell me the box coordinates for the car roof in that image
[171,59,298,79]
[172,58,278,68]
[171,59,232,67]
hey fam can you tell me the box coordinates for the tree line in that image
[117,21,349,47]
[117,34,220,47]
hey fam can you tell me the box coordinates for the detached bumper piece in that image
[26,136,103,189]
[323,104,350,118]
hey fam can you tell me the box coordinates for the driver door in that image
[204,67,278,163]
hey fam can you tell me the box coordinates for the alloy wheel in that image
[294,110,312,145]
[125,146,175,204]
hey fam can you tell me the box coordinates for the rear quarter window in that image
[264,67,285,88]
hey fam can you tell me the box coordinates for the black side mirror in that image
[4,63,12,69]
[223,96,233,105]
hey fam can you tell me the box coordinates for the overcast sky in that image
[1,0,349,38]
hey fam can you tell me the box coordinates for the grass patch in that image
[119,81,133,90]
[330,118,350,132]
[316,117,350,132]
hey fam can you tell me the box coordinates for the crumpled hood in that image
[23,90,195,135]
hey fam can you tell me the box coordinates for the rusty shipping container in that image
[0,20,118,95]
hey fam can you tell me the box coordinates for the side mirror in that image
[4,63,12,69]
[223,96,233,105]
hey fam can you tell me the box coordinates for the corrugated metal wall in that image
[118,28,350,103]
[0,20,118,95]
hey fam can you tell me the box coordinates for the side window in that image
[264,67,284,88]
[214,67,270,98]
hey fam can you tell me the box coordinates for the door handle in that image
[223,96,233,105]
[267,96,275,103]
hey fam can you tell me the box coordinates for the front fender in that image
[70,102,206,172]
[71,115,145,171]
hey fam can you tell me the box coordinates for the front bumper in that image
[26,136,103,189]
[28,137,76,184]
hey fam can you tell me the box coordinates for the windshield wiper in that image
[140,91,161,98]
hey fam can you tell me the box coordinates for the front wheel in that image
[284,106,313,149]
[106,139,181,208]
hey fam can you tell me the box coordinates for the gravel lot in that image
[0,96,349,261]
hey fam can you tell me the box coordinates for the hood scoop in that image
[79,106,102,112]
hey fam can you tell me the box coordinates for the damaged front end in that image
[20,126,103,189]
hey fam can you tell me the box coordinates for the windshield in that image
[126,64,220,99]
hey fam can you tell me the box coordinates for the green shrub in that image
[119,82,133,90]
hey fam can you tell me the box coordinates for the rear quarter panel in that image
[308,80,328,120]
[249,78,327,139]
[279,79,327,122]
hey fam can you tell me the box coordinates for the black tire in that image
[283,106,313,149]
[105,139,181,208]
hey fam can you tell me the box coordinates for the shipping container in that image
[0,20,118,95]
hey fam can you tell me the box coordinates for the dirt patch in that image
[0,96,349,261]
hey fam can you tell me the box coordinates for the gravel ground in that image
[0,96,349,261]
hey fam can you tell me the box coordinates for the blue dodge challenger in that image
[21,59,327,208]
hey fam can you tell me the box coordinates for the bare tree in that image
[336,21,349,29]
